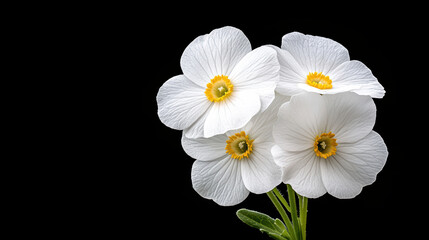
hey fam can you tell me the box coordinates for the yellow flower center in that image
[205,75,233,102]
[313,132,338,159]
[306,72,332,89]
[225,131,254,160]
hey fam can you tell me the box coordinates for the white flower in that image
[272,92,388,199]
[270,32,385,98]
[182,95,289,206]
[157,26,279,138]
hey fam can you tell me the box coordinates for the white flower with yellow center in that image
[270,32,385,98]
[272,92,388,199]
[157,26,279,138]
[182,95,289,206]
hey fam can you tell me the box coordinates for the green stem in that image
[301,196,308,240]
[297,194,303,220]
[266,190,294,239]
[297,194,303,238]
[273,187,291,212]
[287,184,300,240]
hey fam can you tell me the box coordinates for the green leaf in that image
[274,218,286,231]
[236,209,289,239]
[261,229,289,240]
[281,229,291,239]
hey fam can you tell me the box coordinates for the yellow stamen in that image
[313,132,338,159]
[205,75,233,102]
[306,72,332,89]
[225,131,254,160]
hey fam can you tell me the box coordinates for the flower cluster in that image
[156,26,388,238]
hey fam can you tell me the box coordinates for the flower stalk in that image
[287,184,300,240]
[267,190,293,234]
[300,196,308,240]
[237,185,307,240]
[273,187,291,212]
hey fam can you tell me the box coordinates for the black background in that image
[7,4,424,239]
[140,6,420,240]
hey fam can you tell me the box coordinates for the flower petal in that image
[271,145,326,198]
[204,89,260,138]
[296,82,360,95]
[245,93,290,142]
[180,26,252,87]
[181,134,228,161]
[330,60,385,98]
[323,92,376,144]
[229,46,279,111]
[241,142,282,194]
[191,157,249,206]
[183,110,209,139]
[273,92,326,152]
[320,131,388,199]
[268,45,307,96]
[157,75,211,130]
[281,32,350,75]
